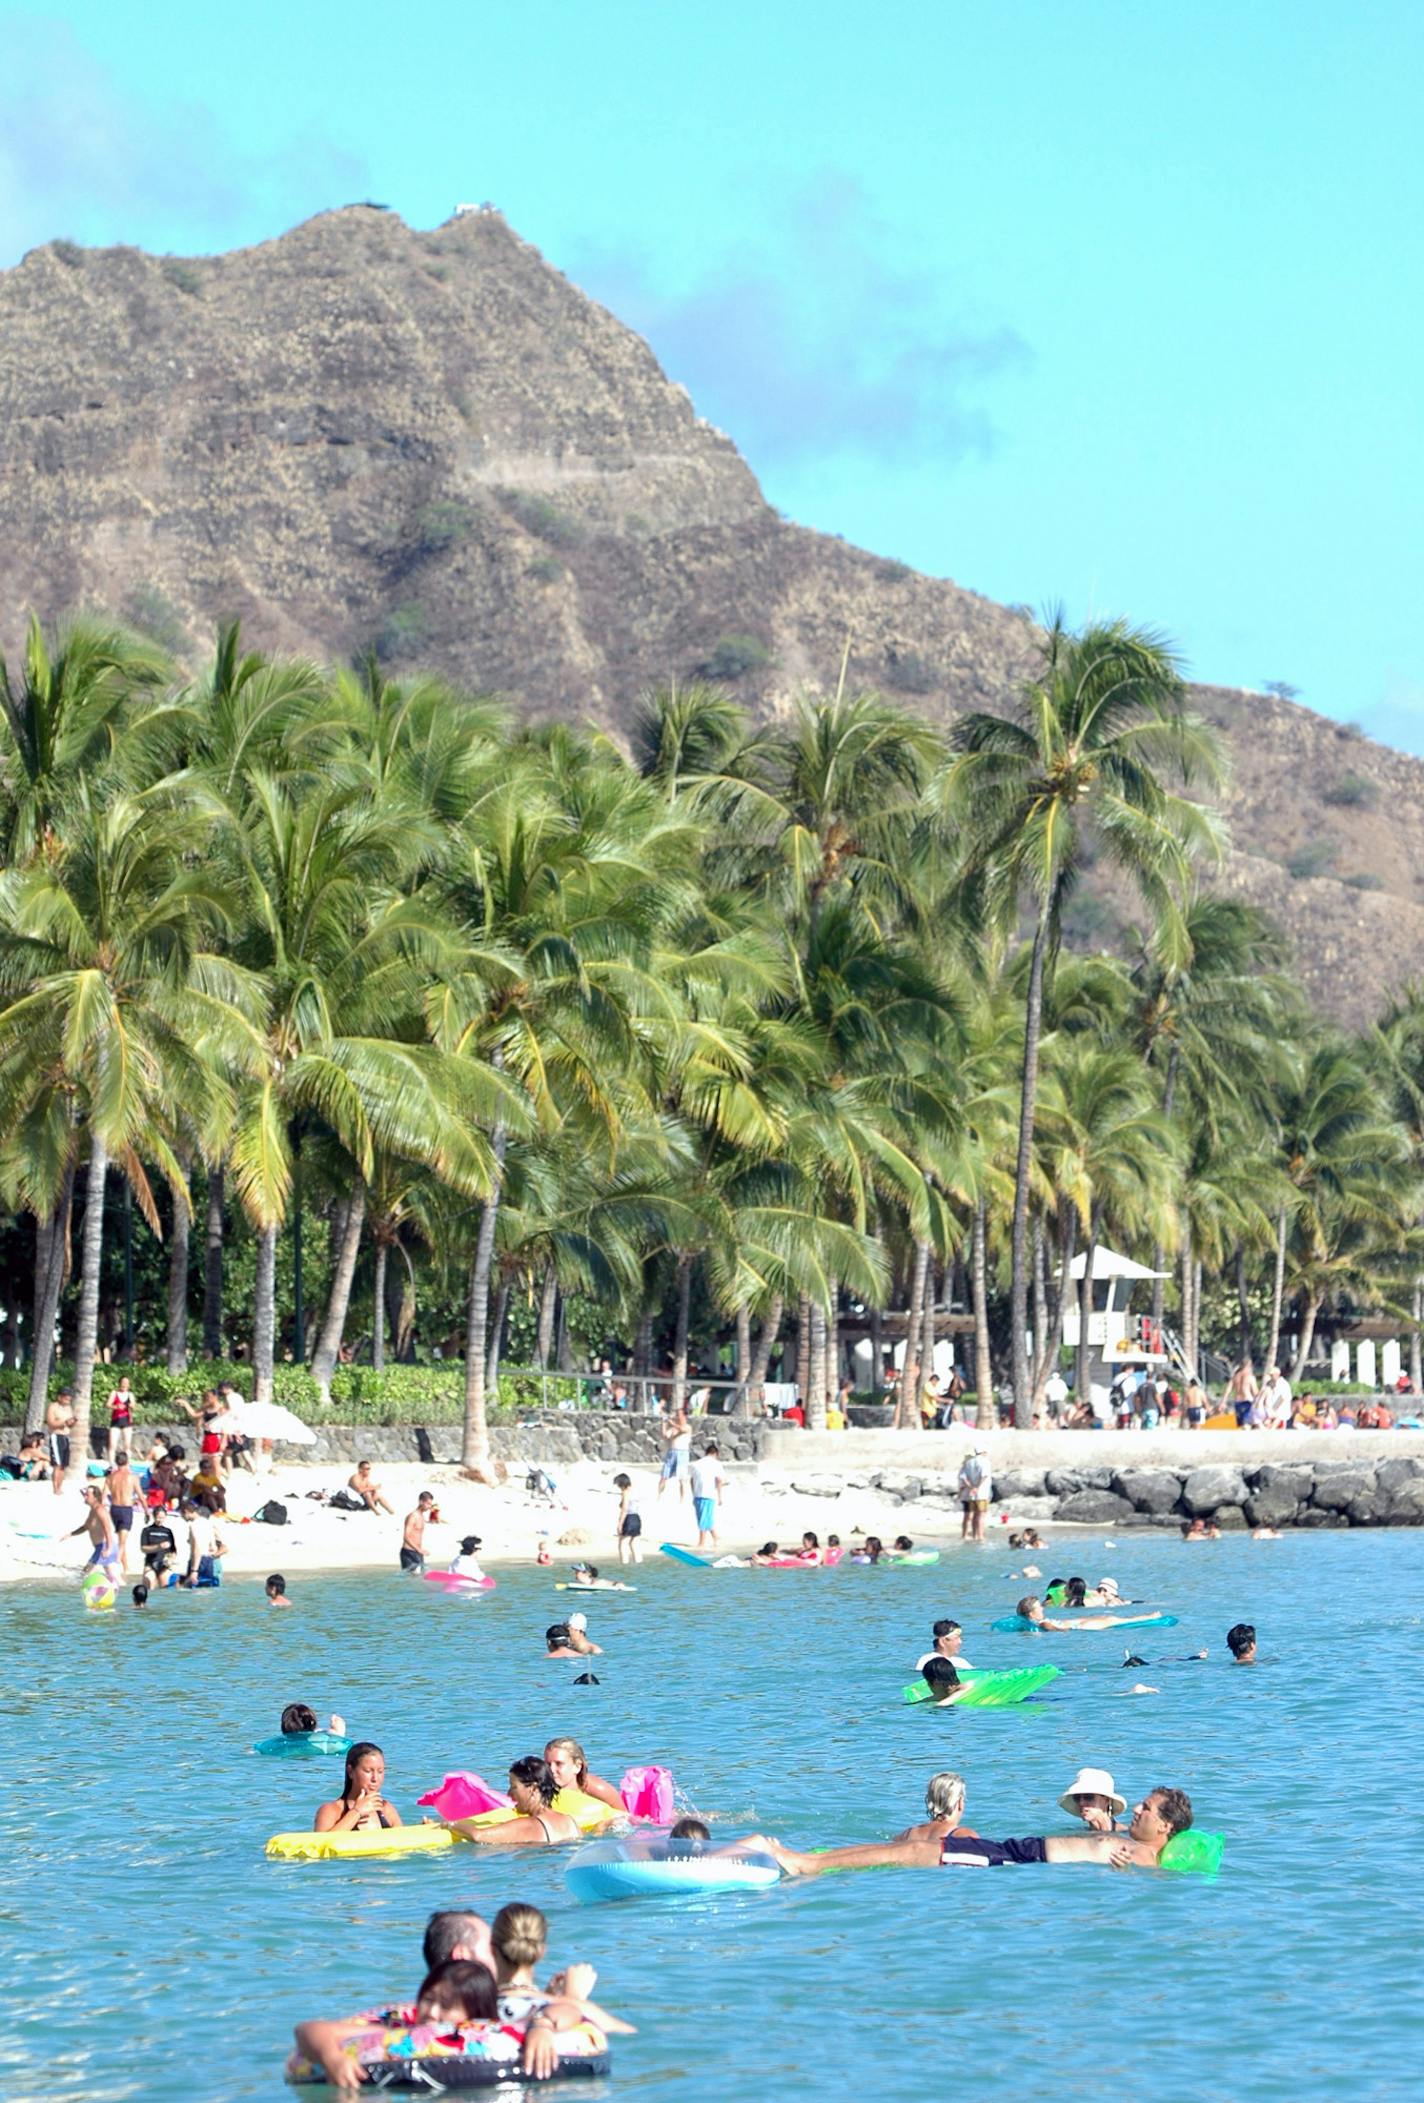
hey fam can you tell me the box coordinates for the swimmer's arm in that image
[582,1772,624,1809]
[541,1993,635,2036]
[450,1814,545,1846]
[1042,1833,1155,1867]
[293,2019,363,2089]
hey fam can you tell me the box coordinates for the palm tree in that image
[951,614,1223,1422]
[0,785,248,1443]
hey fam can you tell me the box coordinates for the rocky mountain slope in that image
[0,205,1418,1021]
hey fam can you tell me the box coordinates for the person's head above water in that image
[281,1702,319,1735]
[801,1531,819,1550]
[924,1770,967,1823]
[414,1959,498,2027]
[341,1742,385,1802]
[423,1909,492,1971]
[507,1754,559,1809]
[266,1575,287,1599]
[931,1618,963,1654]
[545,1624,574,1652]
[1226,1622,1257,1662]
[758,1542,779,1558]
[670,1816,711,1844]
[893,1535,914,1553]
[922,1658,961,1699]
[543,1737,588,1791]
[1063,1578,1088,1607]
[1016,1596,1045,1622]
[459,1535,482,1557]
[491,1902,547,1973]
[863,1536,884,1559]
[1130,1787,1193,1849]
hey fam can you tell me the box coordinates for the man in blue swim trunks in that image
[758,1787,1193,1875]
[689,1443,725,1550]
[70,1485,118,1573]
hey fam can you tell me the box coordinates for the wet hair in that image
[1008,1532,1025,1548]
[613,1473,632,1490]
[827,1535,840,1548]
[574,1671,600,1684]
[423,1910,487,1970]
[341,1741,384,1802]
[801,1531,819,1549]
[893,1536,914,1553]
[923,1658,961,1697]
[863,1536,884,1561]
[932,1619,962,1641]
[1063,1578,1088,1607]
[281,1703,318,1735]
[131,1584,147,1607]
[543,1736,588,1786]
[670,1816,711,1842]
[509,1755,558,1806]
[266,1575,286,1595]
[1016,1595,1042,1619]
[925,1770,967,1821]
[1148,1787,1193,1838]
[459,1535,482,1556]
[1226,1622,1257,1658]
[415,1959,498,2025]
[546,1624,572,1648]
[491,1902,547,1970]
[758,1542,778,1557]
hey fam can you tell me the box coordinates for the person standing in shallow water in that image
[401,1491,435,1572]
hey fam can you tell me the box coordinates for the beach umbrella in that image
[220,1398,317,1445]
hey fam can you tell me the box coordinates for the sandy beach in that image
[0,1455,982,1590]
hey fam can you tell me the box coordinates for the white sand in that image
[0,1457,1000,1590]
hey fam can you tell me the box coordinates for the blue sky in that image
[3,2,1421,746]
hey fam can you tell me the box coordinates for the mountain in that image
[0,204,1418,1022]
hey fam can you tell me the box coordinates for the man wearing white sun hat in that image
[1059,1768,1128,1834]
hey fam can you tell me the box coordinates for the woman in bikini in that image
[313,1742,403,1833]
[452,1757,580,1848]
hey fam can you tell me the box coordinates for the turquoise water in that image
[4,1528,1421,2101]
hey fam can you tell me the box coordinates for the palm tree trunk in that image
[252,1221,278,1405]
[25,1174,73,1431]
[202,1164,225,1357]
[1010,907,1051,1426]
[1075,1219,1098,1403]
[897,1236,930,1428]
[1265,1206,1287,1371]
[390,1254,415,1362]
[486,1276,510,1396]
[371,1241,388,1373]
[795,1292,812,1414]
[311,1176,366,1400]
[166,1163,192,1374]
[1412,1280,1422,1394]
[535,1261,558,1370]
[1290,1290,1323,1382]
[807,1299,828,1430]
[670,1253,693,1414]
[742,1294,783,1414]
[1150,1047,1180,1340]
[69,1138,109,1452]
[461,1121,508,1475]
[1235,1245,1251,1361]
[831,1286,844,1417]
[1179,1218,1196,1379]
[972,1198,994,1430]
[1032,1202,1074,1403]
[633,1306,653,1410]
[920,1262,936,1407]
[734,1302,751,1409]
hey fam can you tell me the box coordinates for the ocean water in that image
[2,1526,1420,2102]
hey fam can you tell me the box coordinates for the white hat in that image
[566,1611,587,1631]
[1058,1767,1126,1816]
[1096,1576,1121,1597]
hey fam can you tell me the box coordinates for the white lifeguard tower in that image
[1060,1246,1171,1386]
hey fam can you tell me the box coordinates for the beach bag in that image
[620,1764,675,1822]
[330,1488,366,1512]
[256,1499,288,1525]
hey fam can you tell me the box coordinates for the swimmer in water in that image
[755,1786,1194,1875]
[1058,1768,1126,1832]
[314,1742,402,1833]
[564,1612,603,1655]
[889,1771,979,1849]
[917,1619,974,1673]
[545,1623,581,1657]
[452,1758,580,1849]
[266,1574,293,1607]
[1226,1622,1257,1664]
[920,1658,963,1705]
[1016,1594,1147,1633]
[544,1736,622,1811]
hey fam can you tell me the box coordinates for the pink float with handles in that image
[422,1570,496,1591]
[620,1764,675,1821]
[416,1772,513,1819]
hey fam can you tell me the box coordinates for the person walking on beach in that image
[657,1398,691,1501]
[46,1388,76,1497]
[401,1491,436,1572]
[957,1447,991,1542]
[613,1473,643,1564]
[106,1374,135,1461]
[107,1451,141,1573]
[689,1442,726,1550]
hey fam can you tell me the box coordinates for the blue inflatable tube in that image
[990,1611,1179,1633]
[252,1730,352,1758]
[566,1832,781,1902]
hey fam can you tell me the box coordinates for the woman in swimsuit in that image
[313,1742,403,1834]
[453,1757,580,1848]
